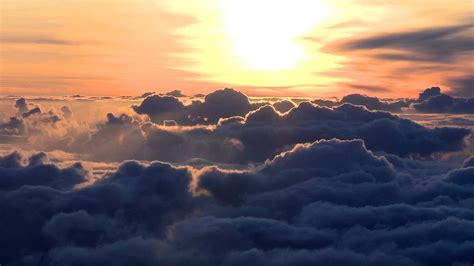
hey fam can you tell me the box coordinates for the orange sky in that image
[0,0,473,97]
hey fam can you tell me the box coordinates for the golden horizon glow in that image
[0,0,472,97]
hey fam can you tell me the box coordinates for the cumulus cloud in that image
[0,98,91,154]
[61,106,73,119]
[125,101,470,164]
[82,113,146,161]
[2,138,474,265]
[191,139,474,265]
[165,89,187,98]
[0,151,86,190]
[132,88,264,125]
[272,100,296,113]
[0,90,471,165]
[0,155,193,264]
[14,97,29,114]
[413,87,474,114]
[19,103,474,164]
[0,117,25,139]
[21,106,42,118]
[418,87,441,102]
[313,94,410,112]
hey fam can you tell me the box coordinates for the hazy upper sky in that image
[1,0,473,97]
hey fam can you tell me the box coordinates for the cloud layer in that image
[137,102,469,163]
[1,139,474,265]
[314,94,410,112]
[1,88,473,264]
[1,89,471,165]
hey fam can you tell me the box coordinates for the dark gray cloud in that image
[132,95,187,123]
[14,97,29,114]
[165,90,187,98]
[139,91,155,98]
[0,151,85,190]
[6,97,469,165]
[1,90,471,165]
[0,117,25,138]
[21,106,41,118]
[413,87,474,114]
[0,34,77,45]
[132,88,265,125]
[313,94,410,112]
[2,138,474,265]
[132,102,470,164]
[347,84,391,93]
[0,156,193,264]
[418,87,441,102]
[224,103,469,159]
[342,23,474,62]
[1,85,473,266]
[138,101,470,167]
[192,139,474,265]
[272,100,296,113]
[463,156,474,167]
[447,75,474,98]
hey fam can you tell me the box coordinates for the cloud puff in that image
[165,89,187,98]
[418,87,441,102]
[272,100,296,113]
[61,106,73,119]
[0,151,86,190]
[132,88,264,125]
[0,98,93,153]
[197,139,395,204]
[0,117,25,139]
[132,95,186,124]
[74,113,146,161]
[413,87,474,114]
[2,138,474,265]
[342,94,410,112]
[22,106,42,118]
[14,97,29,114]
[313,94,410,112]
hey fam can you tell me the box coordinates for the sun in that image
[219,0,331,71]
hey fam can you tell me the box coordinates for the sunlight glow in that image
[219,0,331,71]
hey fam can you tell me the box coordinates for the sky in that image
[1,0,472,97]
[1,2,474,265]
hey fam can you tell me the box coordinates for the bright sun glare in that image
[219,0,331,71]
